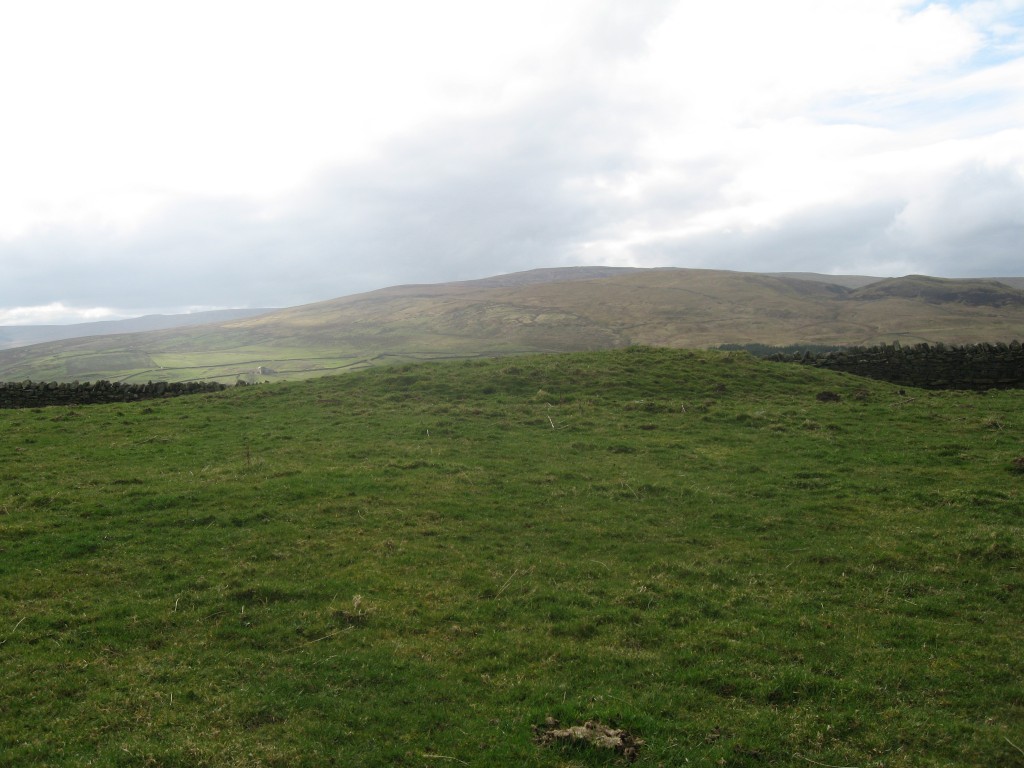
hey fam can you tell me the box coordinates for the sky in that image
[1,0,1022,325]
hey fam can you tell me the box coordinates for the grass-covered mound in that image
[1,347,1021,766]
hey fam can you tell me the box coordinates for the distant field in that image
[1,348,1021,766]
[3,268,1023,383]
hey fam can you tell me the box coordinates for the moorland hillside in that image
[2,267,1023,383]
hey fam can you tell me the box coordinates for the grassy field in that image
[1,347,1022,766]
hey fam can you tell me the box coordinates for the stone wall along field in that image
[771,341,1024,390]
[0,380,229,409]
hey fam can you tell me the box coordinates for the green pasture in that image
[1,348,1021,766]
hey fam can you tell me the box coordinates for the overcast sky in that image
[1,0,1022,324]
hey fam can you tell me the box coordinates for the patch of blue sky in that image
[809,5,1023,132]
[919,0,1024,68]
[967,4,1024,67]
[967,39,1024,69]
[811,86,1014,133]
[933,0,1020,13]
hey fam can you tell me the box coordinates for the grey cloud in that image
[631,200,908,274]
[256,82,663,282]
[630,174,1024,279]
[2,28,1022,316]
[580,0,677,59]
[884,162,1024,274]
[1,81,650,309]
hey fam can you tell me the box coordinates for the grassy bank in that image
[1,348,1021,766]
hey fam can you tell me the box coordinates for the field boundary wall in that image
[771,341,1024,390]
[0,380,228,409]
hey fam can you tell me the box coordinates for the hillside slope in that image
[2,267,1023,383]
[0,308,276,351]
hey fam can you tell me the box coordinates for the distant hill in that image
[994,277,1024,290]
[2,267,1023,383]
[849,275,1024,306]
[0,308,277,351]
[766,272,880,289]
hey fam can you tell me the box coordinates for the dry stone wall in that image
[0,380,228,409]
[771,341,1024,390]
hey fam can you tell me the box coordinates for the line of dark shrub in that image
[718,343,847,357]
[0,379,230,409]
[764,340,1024,390]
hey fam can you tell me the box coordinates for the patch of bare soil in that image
[533,716,644,762]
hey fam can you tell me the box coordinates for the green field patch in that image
[0,348,1021,766]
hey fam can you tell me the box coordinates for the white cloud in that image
[636,0,980,117]
[0,303,126,326]
[888,159,1024,242]
[0,0,1021,316]
[0,0,592,238]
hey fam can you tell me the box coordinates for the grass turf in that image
[1,347,1022,766]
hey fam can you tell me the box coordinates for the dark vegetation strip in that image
[0,379,229,408]
[727,340,1024,390]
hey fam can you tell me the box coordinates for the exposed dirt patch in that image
[533,716,644,761]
